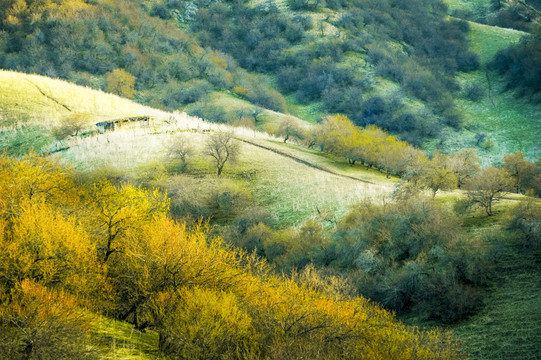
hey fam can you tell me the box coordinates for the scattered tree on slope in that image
[0,153,465,359]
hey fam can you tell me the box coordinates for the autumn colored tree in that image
[419,151,458,198]
[465,167,514,216]
[204,131,240,176]
[0,152,76,221]
[0,155,465,360]
[0,280,99,360]
[52,113,90,140]
[157,287,259,359]
[316,115,357,156]
[106,69,136,99]
[503,151,536,193]
[448,148,481,188]
[421,167,458,198]
[0,201,96,294]
[87,181,169,262]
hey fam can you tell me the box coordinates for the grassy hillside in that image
[0,68,393,227]
[0,70,168,127]
[0,70,173,156]
[0,67,391,227]
[443,0,491,15]
[61,125,395,227]
[1,68,540,359]
[184,91,310,131]
[425,21,541,164]
[452,244,541,359]
[447,206,541,360]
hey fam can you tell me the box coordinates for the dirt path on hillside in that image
[235,137,378,185]
[25,79,72,112]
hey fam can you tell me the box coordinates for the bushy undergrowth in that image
[230,193,493,323]
[0,0,285,114]
[1,0,482,144]
[0,153,465,359]
[491,34,541,103]
[186,0,478,143]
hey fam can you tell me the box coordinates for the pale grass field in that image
[62,121,394,226]
[0,70,170,127]
[442,0,491,14]
[243,145,395,226]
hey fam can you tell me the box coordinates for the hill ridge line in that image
[235,137,377,185]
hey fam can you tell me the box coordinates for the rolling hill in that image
[1,0,541,358]
[1,63,540,359]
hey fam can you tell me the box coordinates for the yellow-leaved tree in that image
[0,154,465,360]
[0,152,77,220]
[0,201,96,294]
[86,181,169,263]
[106,69,136,99]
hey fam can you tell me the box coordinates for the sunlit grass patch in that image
[0,70,169,127]
[467,21,526,65]
[236,140,394,227]
[92,316,158,360]
[443,0,491,17]
[284,94,323,124]
[0,126,55,156]
[62,126,394,227]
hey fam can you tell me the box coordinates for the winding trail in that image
[25,79,72,112]
[235,137,377,185]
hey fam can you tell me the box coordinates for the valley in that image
[0,0,540,359]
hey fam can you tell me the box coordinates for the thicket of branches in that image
[0,0,286,113]
[0,153,464,359]
[187,0,479,143]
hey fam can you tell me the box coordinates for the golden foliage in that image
[0,280,99,359]
[0,154,465,359]
[0,152,77,219]
[159,287,259,359]
[86,181,169,262]
[2,201,95,292]
[106,69,136,99]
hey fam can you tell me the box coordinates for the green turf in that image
[468,21,527,66]
[0,126,55,157]
[61,127,395,227]
[425,21,540,164]
[93,316,159,359]
[450,234,541,360]
[284,95,324,124]
[443,0,492,17]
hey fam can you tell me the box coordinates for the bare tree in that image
[277,117,303,143]
[449,149,481,188]
[465,167,514,216]
[169,134,194,172]
[252,106,264,125]
[52,114,89,140]
[204,131,240,176]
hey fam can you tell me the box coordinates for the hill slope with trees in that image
[2,0,541,359]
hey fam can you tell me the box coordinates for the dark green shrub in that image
[465,83,485,102]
